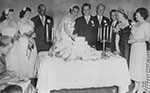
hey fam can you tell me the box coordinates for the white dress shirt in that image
[39,15,46,26]
[97,15,102,25]
[84,15,91,24]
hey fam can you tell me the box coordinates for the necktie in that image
[42,16,45,26]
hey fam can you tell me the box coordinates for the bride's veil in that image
[54,4,77,42]
[55,12,68,42]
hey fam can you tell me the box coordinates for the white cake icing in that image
[49,36,102,61]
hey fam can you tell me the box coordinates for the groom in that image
[73,3,96,47]
[31,4,54,53]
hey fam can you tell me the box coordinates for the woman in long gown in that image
[128,7,150,93]
[52,5,80,51]
[0,8,20,75]
[18,7,37,78]
[115,9,131,67]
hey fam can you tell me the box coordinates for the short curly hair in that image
[19,7,32,18]
[136,7,149,20]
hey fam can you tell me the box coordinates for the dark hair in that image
[0,36,14,47]
[117,9,128,19]
[133,12,137,22]
[81,3,91,15]
[19,7,32,18]
[69,5,80,13]
[1,85,22,93]
[110,9,117,21]
[135,7,149,20]
[37,4,46,10]
[0,9,14,22]
[96,3,106,11]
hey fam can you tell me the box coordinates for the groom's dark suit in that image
[74,16,97,47]
[31,15,53,52]
[93,15,110,50]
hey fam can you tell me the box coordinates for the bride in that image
[51,4,80,51]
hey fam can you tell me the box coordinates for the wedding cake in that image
[49,36,102,61]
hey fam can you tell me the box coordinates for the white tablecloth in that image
[36,52,131,93]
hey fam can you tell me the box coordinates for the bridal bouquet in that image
[23,31,35,50]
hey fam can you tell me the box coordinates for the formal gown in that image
[119,25,131,66]
[0,20,20,74]
[18,19,37,78]
[129,22,150,81]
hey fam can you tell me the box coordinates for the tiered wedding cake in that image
[49,36,102,61]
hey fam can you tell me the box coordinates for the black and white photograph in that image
[0,0,150,93]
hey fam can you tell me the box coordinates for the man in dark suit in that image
[93,3,110,50]
[31,4,54,53]
[73,3,96,47]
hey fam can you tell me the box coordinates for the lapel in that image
[96,16,100,25]
[45,16,47,27]
[88,16,92,24]
[37,15,45,27]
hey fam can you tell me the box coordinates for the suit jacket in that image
[93,15,110,41]
[74,16,97,47]
[31,15,53,52]
[93,15,110,50]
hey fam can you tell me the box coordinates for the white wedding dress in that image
[0,20,20,74]
[18,19,37,78]
[57,13,75,45]
[52,13,75,52]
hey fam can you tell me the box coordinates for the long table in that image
[36,52,131,93]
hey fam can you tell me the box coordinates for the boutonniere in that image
[91,20,95,26]
[47,19,51,24]
[103,20,108,26]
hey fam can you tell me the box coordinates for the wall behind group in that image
[0,0,149,27]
